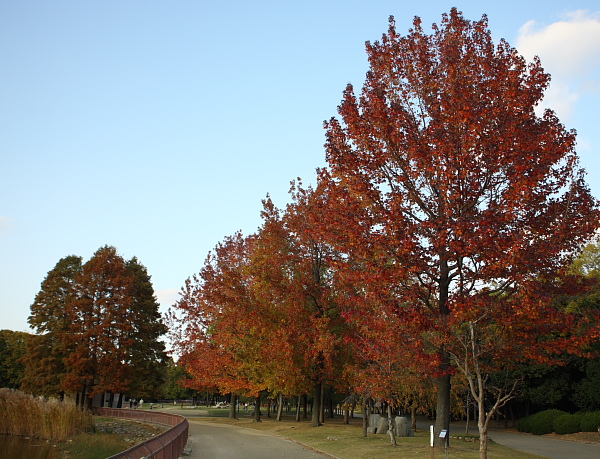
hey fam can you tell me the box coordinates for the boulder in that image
[377,416,389,435]
[369,414,381,431]
[395,416,409,437]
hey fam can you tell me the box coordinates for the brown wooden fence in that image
[94,408,189,459]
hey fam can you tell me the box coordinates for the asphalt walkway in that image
[488,426,600,459]
[182,420,331,459]
[152,407,330,459]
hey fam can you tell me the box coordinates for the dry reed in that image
[0,388,93,441]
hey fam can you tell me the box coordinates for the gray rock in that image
[377,416,389,435]
[395,416,409,437]
[369,413,381,430]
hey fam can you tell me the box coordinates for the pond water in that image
[0,435,57,459]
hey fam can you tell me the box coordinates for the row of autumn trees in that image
[20,246,167,409]
[168,9,600,458]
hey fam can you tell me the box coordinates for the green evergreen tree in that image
[0,329,27,389]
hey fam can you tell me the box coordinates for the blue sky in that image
[2,1,600,333]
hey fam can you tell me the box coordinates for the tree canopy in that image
[0,330,27,390]
[167,9,599,459]
[320,7,600,454]
[24,246,166,408]
[21,255,82,397]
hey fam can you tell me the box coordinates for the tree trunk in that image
[302,394,308,419]
[229,394,237,419]
[434,370,451,447]
[362,396,369,437]
[343,403,349,425]
[319,384,325,424]
[411,403,417,431]
[86,391,93,411]
[254,394,262,422]
[465,391,470,434]
[387,404,397,446]
[478,396,488,459]
[435,259,451,446]
[79,385,87,410]
[311,382,322,427]
[266,397,271,418]
[275,393,283,421]
[295,395,301,422]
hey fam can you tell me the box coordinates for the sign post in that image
[430,425,435,459]
[439,428,449,459]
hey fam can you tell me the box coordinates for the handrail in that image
[94,408,189,459]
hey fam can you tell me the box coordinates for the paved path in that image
[487,427,600,459]
[182,419,331,459]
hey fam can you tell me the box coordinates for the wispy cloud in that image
[516,10,600,121]
[0,216,14,234]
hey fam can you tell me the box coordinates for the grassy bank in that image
[55,431,131,459]
[55,417,169,459]
[0,388,93,441]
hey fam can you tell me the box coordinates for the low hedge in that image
[516,409,568,435]
[580,411,600,432]
[553,413,583,434]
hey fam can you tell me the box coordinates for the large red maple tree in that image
[320,8,600,454]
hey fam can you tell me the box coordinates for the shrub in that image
[516,409,568,435]
[516,416,532,433]
[553,413,583,434]
[580,411,600,432]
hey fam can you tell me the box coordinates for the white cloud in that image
[156,288,180,310]
[516,10,600,121]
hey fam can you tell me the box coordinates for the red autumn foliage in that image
[319,7,600,450]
